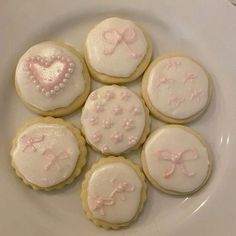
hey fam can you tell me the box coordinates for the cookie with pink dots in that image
[142,55,212,123]
[84,17,152,84]
[81,85,150,155]
[15,41,90,117]
[141,125,212,195]
[81,156,147,229]
[10,117,87,191]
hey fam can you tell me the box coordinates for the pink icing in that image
[89,116,99,125]
[21,134,45,152]
[104,90,115,101]
[120,91,131,101]
[168,95,186,107]
[91,195,114,216]
[123,118,135,130]
[156,75,174,88]
[130,105,141,115]
[91,178,135,215]
[190,89,204,102]
[91,132,102,143]
[110,178,135,200]
[42,149,69,171]
[113,105,123,115]
[165,59,182,70]
[25,55,75,96]
[102,144,110,153]
[102,28,143,58]
[184,73,198,84]
[90,91,98,101]
[103,119,113,129]
[94,102,104,112]
[111,131,123,143]
[157,149,198,178]
[128,136,138,146]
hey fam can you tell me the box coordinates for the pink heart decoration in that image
[24,55,75,96]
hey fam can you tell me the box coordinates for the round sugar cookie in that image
[85,17,152,84]
[142,55,212,123]
[141,125,212,195]
[15,41,90,117]
[10,117,87,191]
[81,156,147,229]
[81,85,150,155]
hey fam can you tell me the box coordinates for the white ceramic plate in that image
[1,0,236,235]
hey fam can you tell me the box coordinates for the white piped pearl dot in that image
[59,83,64,88]
[54,86,59,91]
[63,79,68,83]
[65,73,70,78]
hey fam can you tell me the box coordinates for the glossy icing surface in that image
[81,85,146,154]
[12,123,80,187]
[86,17,147,77]
[143,126,210,192]
[15,42,85,111]
[87,162,142,223]
[146,57,209,119]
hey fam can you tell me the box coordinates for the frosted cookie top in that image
[81,85,146,155]
[85,17,147,77]
[15,42,85,111]
[145,56,210,119]
[87,162,142,223]
[11,123,80,188]
[142,125,211,193]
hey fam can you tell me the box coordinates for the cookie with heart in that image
[142,54,212,123]
[84,17,152,84]
[15,41,90,117]
[10,116,87,191]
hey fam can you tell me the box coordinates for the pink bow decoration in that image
[42,149,69,170]
[102,28,143,58]
[21,135,45,152]
[91,195,114,216]
[157,149,198,178]
[109,178,135,200]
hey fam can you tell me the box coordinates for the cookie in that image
[142,55,212,123]
[84,17,152,84]
[81,156,147,229]
[81,85,150,155]
[141,125,212,195]
[10,117,87,191]
[15,41,90,117]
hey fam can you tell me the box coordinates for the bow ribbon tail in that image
[164,163,176,178]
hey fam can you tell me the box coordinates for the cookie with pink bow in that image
[10,117,87,191]
[84,17,152,84]
[141,125,212,195]
[15,41,90,117]
[80,156,147,229]
[142,54,212,123]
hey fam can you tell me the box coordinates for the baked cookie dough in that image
[85,17,152,84]
[10,117,87,191]
[81,156,147,229]
[141,125,212,195]
[142,55,212,123]
[15,41,90,117]
[81,85,150,155]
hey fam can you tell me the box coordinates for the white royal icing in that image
[143,126,210,193]
[12,123,80,188]
[81,85,146,154]
[87,162,142,223]
[15,42,85,111]
[86,17,147,77]
[146,57,209,119]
